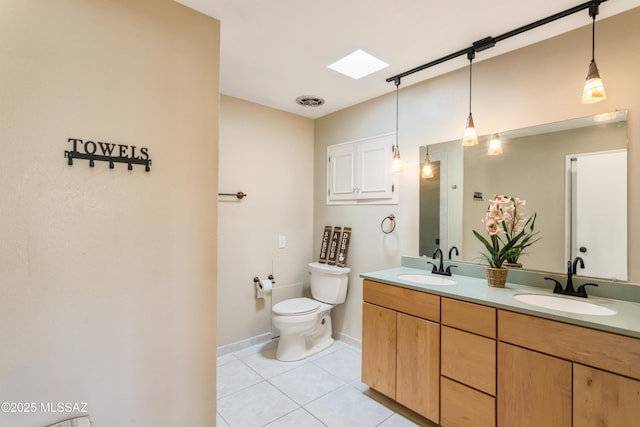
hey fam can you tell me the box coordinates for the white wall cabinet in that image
[327,133,397,204]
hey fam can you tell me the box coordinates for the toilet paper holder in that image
[254,275,275,288]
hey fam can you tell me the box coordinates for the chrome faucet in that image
[545,259,598,298]
[428,248,457,276]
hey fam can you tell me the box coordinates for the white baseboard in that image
[217,330,361,356]
[334,331,361,350]
[217,332,273,356]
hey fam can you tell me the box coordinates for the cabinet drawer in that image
[441,326,496,395]
[441,376,495,427]
[442,297,496,338]
[363,280,440,322]
[498,309,640,380]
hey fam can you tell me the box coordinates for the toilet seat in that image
[273,298,320,316]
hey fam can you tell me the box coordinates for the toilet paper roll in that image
[256,278,272,299]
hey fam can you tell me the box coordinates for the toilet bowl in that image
[272,262,350,361]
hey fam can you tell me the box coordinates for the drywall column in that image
[0,1,219,425]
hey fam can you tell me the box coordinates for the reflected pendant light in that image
[421,146,434,179]
[392,78,403,172]
[462,49,478,146]
[582,3,606,104]
[488,133,503,155]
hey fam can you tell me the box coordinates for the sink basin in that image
[513,293,616,316]
[397,274,456,286]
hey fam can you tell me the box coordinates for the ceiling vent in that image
[296,95,325,107]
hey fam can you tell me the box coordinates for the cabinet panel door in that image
[327,144,355,201]
[441,376,495,427]
[497,342,571,427]
[362,302,396,398]
[396,313,440,423]
[574,364,640,426]
[357,137,392,198]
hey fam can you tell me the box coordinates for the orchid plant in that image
[473,195,540,268]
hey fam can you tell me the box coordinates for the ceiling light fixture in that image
[462,49,478,146]
[391,78,403,173]
[421,146,434,179]
[488,133,503,155]
[328,49,389,80]
[385,1,608,99]
[582,2,606,104]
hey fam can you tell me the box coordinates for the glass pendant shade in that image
[462,113,478,146]
[421,159,434,179]
[582,60,606,104]
[488,133,503,155]
[392,145,403,172]
[391,79,403,173]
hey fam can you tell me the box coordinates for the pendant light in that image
[421,146,434,179]
[488,133,503,155]
[392,78,403,172]
[462,49,478,146]
[582,2,606,104]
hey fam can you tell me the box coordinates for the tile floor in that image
[217,340,438,427]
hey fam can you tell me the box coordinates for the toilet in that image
[272,262,350,361]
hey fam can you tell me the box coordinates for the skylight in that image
[328,49,389,80]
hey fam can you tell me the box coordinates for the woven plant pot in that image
[485,266,508,288]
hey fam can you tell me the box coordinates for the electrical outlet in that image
[278,235,286,248]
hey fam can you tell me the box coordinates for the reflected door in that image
[419,161,441,256]
[569,150,627,280]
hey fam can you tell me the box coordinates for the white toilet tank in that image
[308,262,351,304]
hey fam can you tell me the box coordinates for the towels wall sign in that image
[64,137,152,172]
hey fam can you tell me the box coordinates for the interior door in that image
[570,150,627,280]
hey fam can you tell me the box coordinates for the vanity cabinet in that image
[361,279,640,426]
[440,298,496,427]
[362,280,440,422]
[498,309,640,427]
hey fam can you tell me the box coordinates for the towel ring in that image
[381,214,396,234]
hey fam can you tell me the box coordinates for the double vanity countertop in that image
[361,265,640,339]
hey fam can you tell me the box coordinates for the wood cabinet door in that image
[574,364,640,426]
[396,312,440,423]
[497,342,571,427]
[362,302,396,398]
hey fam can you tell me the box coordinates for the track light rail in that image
[386,0,606,85]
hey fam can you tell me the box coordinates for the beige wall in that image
[0,1,219,426]
[218,95,314,347]
[314,7,640,341]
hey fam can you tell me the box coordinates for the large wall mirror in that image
[419,110,628,281]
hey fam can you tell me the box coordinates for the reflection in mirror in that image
[419,111,628,280]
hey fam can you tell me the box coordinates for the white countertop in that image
[361,266,640,339]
